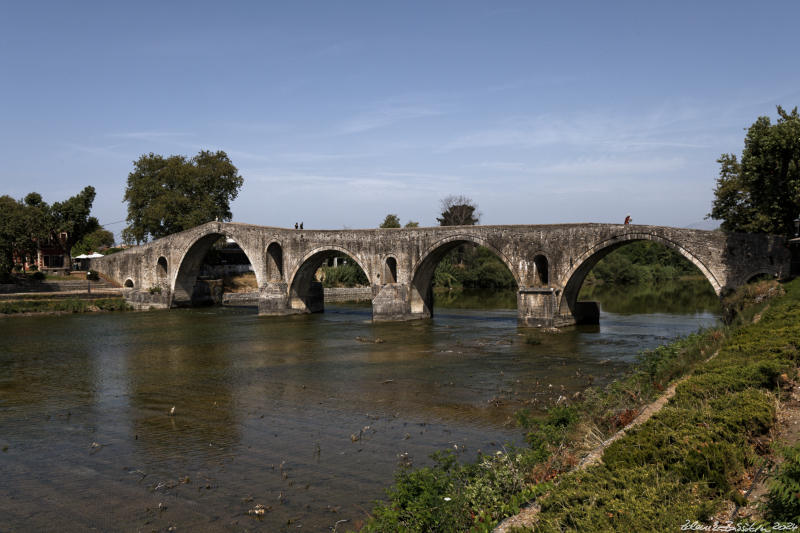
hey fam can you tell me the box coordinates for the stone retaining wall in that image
[322,287,373,302]
[0,279,117,294]
[221,287,372,306]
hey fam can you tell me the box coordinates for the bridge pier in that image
[257,281,329,315]
[123,288,172,310]
[372,283,415,321]
[257,282,292,315]
[517,288,599,327]
[517,288,560,327]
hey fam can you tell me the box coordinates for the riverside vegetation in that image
[0,297,129,315]
[357,278,800,532]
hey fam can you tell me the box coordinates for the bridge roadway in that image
[90,221,790,327]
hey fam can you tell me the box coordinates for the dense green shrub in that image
[766,443,800,521]
[516,405,579,462]
[362,449,549,533]
[533,464,718,532]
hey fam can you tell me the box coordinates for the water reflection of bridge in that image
[91,222,789,327]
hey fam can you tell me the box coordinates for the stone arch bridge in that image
[90,221,790,327]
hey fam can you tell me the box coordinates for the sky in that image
[1,1,799,239]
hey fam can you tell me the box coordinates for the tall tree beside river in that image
[122,150,243,244]
[708,105,800,235]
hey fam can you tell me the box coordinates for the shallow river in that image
[0,282,719,531]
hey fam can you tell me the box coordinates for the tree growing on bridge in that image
[122,150,243,244]
[436,195,480,226]
[379,214,401,228]
[708,105,800,235]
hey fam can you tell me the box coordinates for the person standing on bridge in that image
[300,222,304,230]
[624,214,632,225]
[295,222,298,229]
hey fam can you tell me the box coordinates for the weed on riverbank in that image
[0,297,130,314]
[357,279,795,532]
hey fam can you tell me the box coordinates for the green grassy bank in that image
[0,297,129,315]
[357,279,800,532]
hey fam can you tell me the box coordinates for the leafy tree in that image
[404,220,420,228]
[50,186,99,255]
[72,228,115,256]
[122,150,243,243]
[0,187,97,277]
[15,193,49,269]
[435,195,481,267]
[0,196,28,277]
[436,195,480,226]
[709,106,800,234]
[379,214,401,228]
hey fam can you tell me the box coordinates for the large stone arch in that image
[287,245,371,313]
[171,227,264,307]
[557,232,722,319]
[409,234,521,318]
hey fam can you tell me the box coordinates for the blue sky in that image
[2,1,798,238]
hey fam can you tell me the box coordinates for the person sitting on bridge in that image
[624,214,632,225]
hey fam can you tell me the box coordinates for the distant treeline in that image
[433,246,516,289]
[584,241,698,286]
[432,241,697,290]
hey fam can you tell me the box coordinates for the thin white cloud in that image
[439,109,714,153]
[63,142,127,157]
[249,170,450,194]
[500,155,686,178]
[536,157,686,179]
[106,131,194,141]
[374,170,462,182]
[337,105,443,135]
[232,150,384,163]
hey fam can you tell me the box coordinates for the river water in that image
[0,281,719,531]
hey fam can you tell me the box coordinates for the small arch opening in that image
[746,272,774,284]
[156,256,168,281]
[267,242,283,281]
[384,257,398,283]
[533,255,549,286]
[124,279,134,288]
